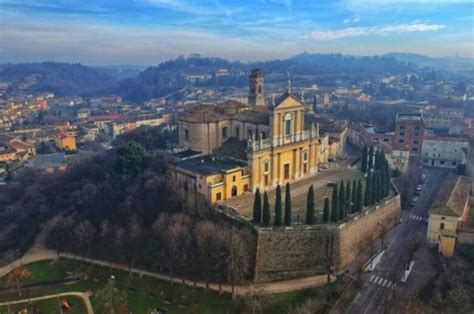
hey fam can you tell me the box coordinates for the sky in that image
[0,0,473,65]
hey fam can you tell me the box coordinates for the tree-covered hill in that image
[0,62,116,96]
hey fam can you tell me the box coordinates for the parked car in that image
[416,184,423,192]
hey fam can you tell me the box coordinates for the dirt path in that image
[0,291,94,314]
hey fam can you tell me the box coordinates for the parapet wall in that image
[253,194,401,283]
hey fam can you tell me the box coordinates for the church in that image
[172,69,343,203]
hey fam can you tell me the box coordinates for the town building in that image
[422,135,469,169]
[55,132,77,151]
[28,152,67,173]
[427,174,471,256]
[173,69,345,203]
[392,113,425,156]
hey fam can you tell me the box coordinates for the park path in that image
[0,291,94,314]
[58,253,333,296]
[0,220,58,278]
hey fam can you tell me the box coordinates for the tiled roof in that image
[29,153,66,169]
[213,138,247,161]
[235,110,270,125]
[430,174,471,217]
[176,155,247,176]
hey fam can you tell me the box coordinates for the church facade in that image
[172,69,342,203]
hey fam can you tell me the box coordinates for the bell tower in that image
[248,69,264,109]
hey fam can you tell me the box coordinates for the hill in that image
[384,53,474,70]
[0,62,115,96]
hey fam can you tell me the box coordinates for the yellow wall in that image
[427,213,458,242]
[439,234,456,257]
[56,136,76,151]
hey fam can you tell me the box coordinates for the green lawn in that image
[0,296,87,314]
[0,258,314,313]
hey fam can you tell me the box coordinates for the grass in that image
[0,258,314,313]
[0,296,87,314]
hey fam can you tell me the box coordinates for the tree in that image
[368,145,374,169]
[380,169,386,198]
[384,166,391,197]
[74,219,95,261]
[284,183,292,226]
[252,188,262,224]
[356,180,363,212]
[345,181,352,215]
[351,180,357,213]
[114,141,151,185]
[274,185,282,226]
[94,279,128,314]
[323,198,330,223]
[306,185,315,225]
[226,230,250,298]
[364,172,372,206]
[331,185,339,222]
[262,192,270,226]
[361,145,368,172]
[339,181,345,220]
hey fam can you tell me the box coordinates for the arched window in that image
[231,186,238,197]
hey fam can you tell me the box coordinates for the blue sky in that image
[0,0,472,65]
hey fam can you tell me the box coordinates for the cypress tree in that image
[339,181,345,219]
[331,185,339,222]
[364,172,372,206]
[252,188,262,224]
[274,185,282,226]
[384,166,391,197]
[262,192,270,226]
[356,180,363,211]
[375,171,382,202]
[371,170,377,204]
[380,169,386,199]
[351,180,357,213]
[284,183,292,226]
[361,145,368,172]
[346,181,351,215]
[368,145,374,169]
[306,185,315,225]
[323,197,330,223]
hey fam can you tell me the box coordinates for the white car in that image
[416,184,423,192]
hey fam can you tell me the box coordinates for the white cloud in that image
[307,22,446,40]
[343,17,360,24]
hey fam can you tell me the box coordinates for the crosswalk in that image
[368,275,395,289]
[409,214,428,222]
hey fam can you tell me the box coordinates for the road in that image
[348,168,450,314]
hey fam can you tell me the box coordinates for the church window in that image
[258,85,262,95]
[235,126,240,138]
[284,113,292,136]
[263,161,270,173]
[303,151,308,162]
[184,129,189,140]
[222,127,228,139]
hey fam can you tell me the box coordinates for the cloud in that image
[343,17,360,24]
[306,22,446,40]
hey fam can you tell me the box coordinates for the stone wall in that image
[252,194,401,282]
[334,194,401,270]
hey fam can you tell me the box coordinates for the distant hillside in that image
[0,62,115,96]
[384,53,474,70]
[119,53,416,102]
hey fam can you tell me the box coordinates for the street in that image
[348,168,450,314]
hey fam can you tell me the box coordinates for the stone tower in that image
[248,69,264,109]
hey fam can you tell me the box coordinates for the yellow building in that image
[172,69,348,203]
[427,174,471,257]
[55,132,76,151]
[0,148,17,162]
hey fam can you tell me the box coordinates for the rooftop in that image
[430,174,471,217]
[176,155,247,176]
[29,152,66,169]
[213,138,247,161]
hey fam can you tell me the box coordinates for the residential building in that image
[392,113,425,156]
[28,152,67,173]
[427,174,471,256]
[55,132,76,151]
[422,135,469,168]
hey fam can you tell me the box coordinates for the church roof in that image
[273,90,305,110]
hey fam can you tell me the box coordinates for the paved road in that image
[348,168,450,314]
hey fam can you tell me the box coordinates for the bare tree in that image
[74,219,96,261]
[226,229,251,298]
